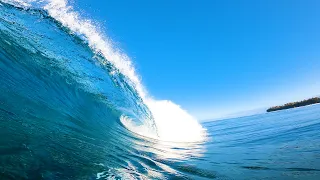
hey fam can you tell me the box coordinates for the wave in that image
[0,0,206,143]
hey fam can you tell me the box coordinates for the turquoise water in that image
[1,1,320,179]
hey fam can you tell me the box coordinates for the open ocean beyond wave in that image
[1,1,320,179]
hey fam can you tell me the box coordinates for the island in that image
[267,97,320,112]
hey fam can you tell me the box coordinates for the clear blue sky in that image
[74,0,320,120]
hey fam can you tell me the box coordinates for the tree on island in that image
[267,97,320,112]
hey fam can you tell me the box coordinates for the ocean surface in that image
[1,1,320,179]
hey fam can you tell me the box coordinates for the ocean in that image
[1,1,320,179]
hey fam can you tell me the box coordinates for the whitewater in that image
[1,0,320,179]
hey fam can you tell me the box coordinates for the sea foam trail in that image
[3,0,206,142]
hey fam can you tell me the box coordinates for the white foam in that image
[121,99,207,142]
[145,99,207,142]
[3,0,207,142]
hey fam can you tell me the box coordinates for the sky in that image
[73,0,320,120]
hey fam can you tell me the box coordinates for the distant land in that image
[267,97,320,112]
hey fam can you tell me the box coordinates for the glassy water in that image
[201,104,320,179]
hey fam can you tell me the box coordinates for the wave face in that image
[0,0,207,179]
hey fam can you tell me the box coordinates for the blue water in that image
[202,104,320,179]
[1,1,320,179]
